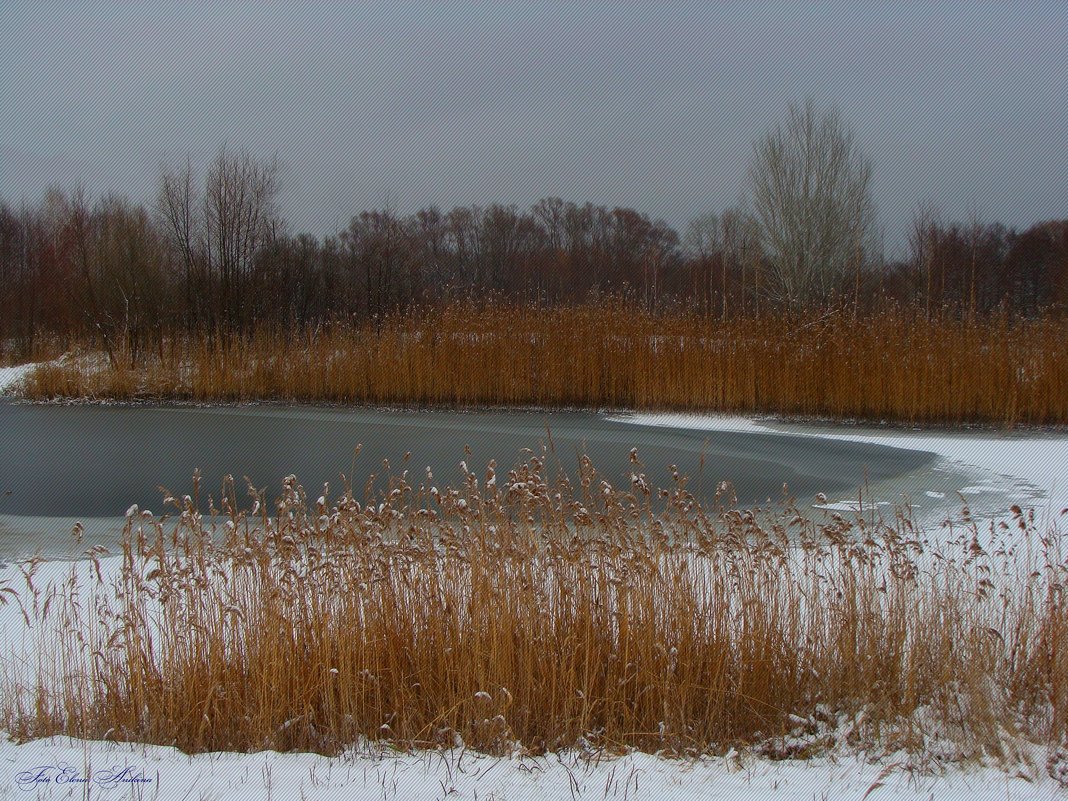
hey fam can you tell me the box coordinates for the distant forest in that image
[1,147,1066,361]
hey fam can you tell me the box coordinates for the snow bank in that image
[0,735,1059,800]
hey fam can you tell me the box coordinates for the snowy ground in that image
[0,734,1061,800]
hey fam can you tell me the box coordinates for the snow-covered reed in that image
[2,452,1065,761]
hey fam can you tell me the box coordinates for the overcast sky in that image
[2,2,1066,254]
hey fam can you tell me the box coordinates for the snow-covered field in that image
[0,733,1061,800]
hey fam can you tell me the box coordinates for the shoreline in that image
[1,393,1065,537]
[5,392,1068,437]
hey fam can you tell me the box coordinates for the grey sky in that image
[2,2,1066,255]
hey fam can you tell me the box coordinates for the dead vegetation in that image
[20,303,1068,426]
[2,453,1065,762]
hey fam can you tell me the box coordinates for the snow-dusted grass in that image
[0,362,45,395]
[18,305,1068,425]
[1,452,1066,791]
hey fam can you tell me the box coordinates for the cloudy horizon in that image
[2,2,1066,256]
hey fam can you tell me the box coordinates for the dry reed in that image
[2,453,1066,761]
[21,303,1068,426]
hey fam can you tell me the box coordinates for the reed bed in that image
[2,453,1066,762]
[21,303,1068,425]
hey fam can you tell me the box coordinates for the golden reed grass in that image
[3,454,1066,759]
[21,303,1068,425]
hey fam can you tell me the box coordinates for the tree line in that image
[2,104,1066,362]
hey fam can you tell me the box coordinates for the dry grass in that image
[2,453,1066,761]
[20,303,1068,425]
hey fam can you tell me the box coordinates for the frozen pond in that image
[0,401,1049,561]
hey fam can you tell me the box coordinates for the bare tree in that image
[747,98,875,309]
[683,212,721,260]
[158,157,201,332]
[414,206,451,295]
[908,202,941,318]
[720,206,761,315]
[480,203,540,295]
[341,206,417,321]
[683,212,722,316]
[204,146,280,333]
[158,148,280,335]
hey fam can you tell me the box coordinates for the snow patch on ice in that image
[610,412,1068,520]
